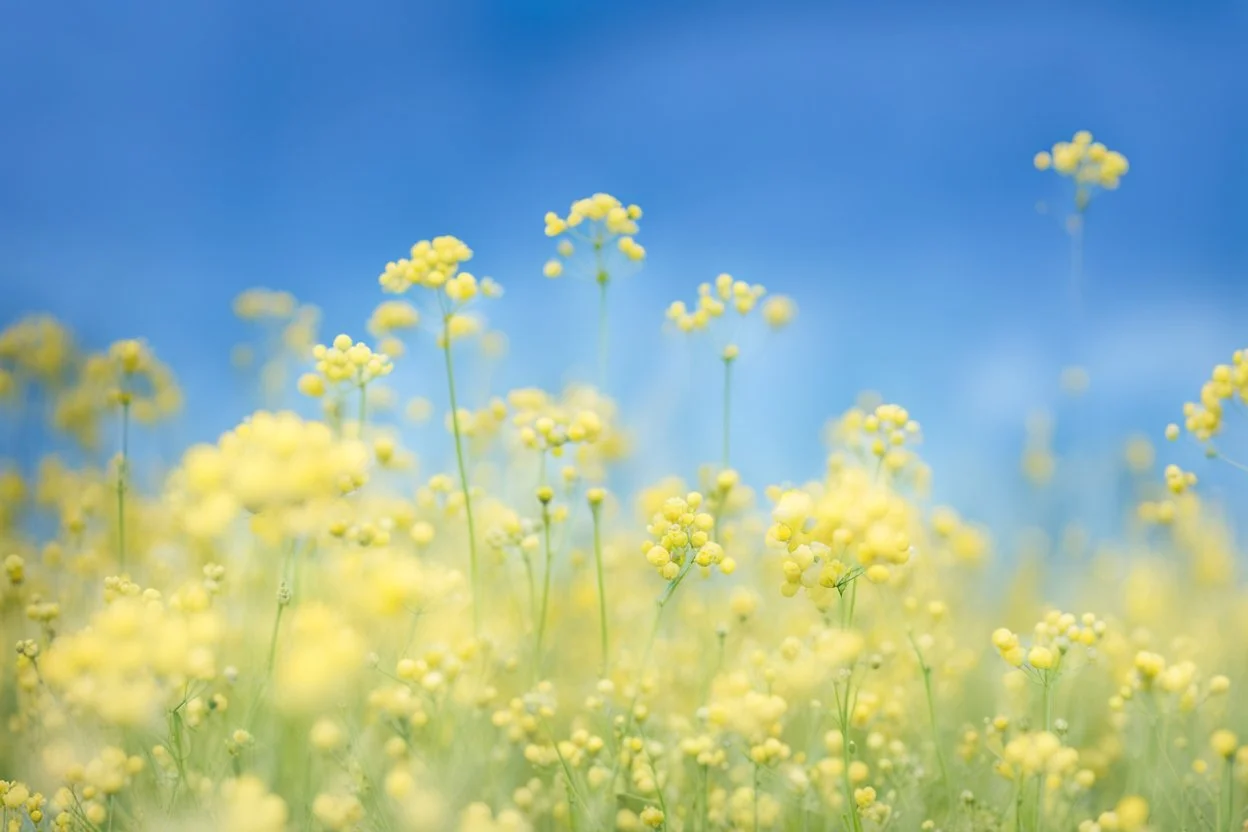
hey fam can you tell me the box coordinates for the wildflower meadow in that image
[1,127,1246,832]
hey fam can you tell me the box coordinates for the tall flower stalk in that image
[442,306,482,635]
[377,235,501,636]
[588,487,609,674]
[542,193,645,391]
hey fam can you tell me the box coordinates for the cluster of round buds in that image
[992,611,1105,670]
[485,511,540,555]
[1169,350,1248,445]
[997,731,1079,784]
[367,300,421,338]
[929,506,990,563]
[666,273,767,333]
[748,737,792,766]
[1033,130,1129,205]
[855,788,892,824]
[233,288,297,320]
[0,779,47,825]
[679,735,728,768]
[1211,728,1239,760]
[379,235,474,293]
[1131,650,1167,687]
[1163,464,1197,494]
[554,728,606,768]
[459,802,529,831]
[1076,796,1150,832]
[508,388,605,456]
[174,411,369,537]
[396,646,464,695]
[0,314,77,384]
[542,193,644,279]
[1117,659,1214,712]
[300,334,393,397]
[25,596,60,625]
[768,478,913,594]
[642,492,732,579]
[4,554,24,585]
[836,403,922,473]
[776,540,846,597]
[637,806,665,829]
[78,339,181,421]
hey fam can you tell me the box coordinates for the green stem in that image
[534,499,554,676]
[1033,773,1044,832]
[608,562,693,797]
[1223,756,1234,832]
[1041,674,1052,732]
[358,382,368,437]
[591,501,609,675]
[752,763,761,831]
[117,399,130,572]
[520,550,537,629]
[442,320,481,635]
[837,679,863,832]
[1069,210,1084,326]
[908,632,953,808]
[168,707,188,808]
[700,764,710,832]
[266,599,286,677]
[265,544,296,678]
[597,274,609,390]
[722,357,733,471]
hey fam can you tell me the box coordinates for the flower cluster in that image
[0,315,76,385]
[171,410,369,538]
[642,491,730,579]
[36,592,223,727]
[1167,347,1248,447]
[991,610,1105,671]
[542,193,644,279]
[666,273,767,335]
[233,288,297,320]
[507,387,605,456]
[299,334,394,398]
[1034,129,1130,207]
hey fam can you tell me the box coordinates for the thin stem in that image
[722,357,733,471]
[1033,773,1044,832]
[837,677,863,832]
[1223,756,1234,832]
[117,400,130,572]
[442,319,481,635]
[1069,211,1084,326]
[520,549,537,628]
[358,382,368,437]
[752,762,760,831]
[597,275,609,390]
[1041,673,1052,732]
[1213,451,1248,476]
[591,501,609,674]
[534,498,554,676]
[908,632,953,808]
[265,543,296,678]
[266,599,286,677]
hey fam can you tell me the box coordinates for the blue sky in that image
[2,0,1246,531]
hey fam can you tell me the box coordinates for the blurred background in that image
[2,0,1245,540]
